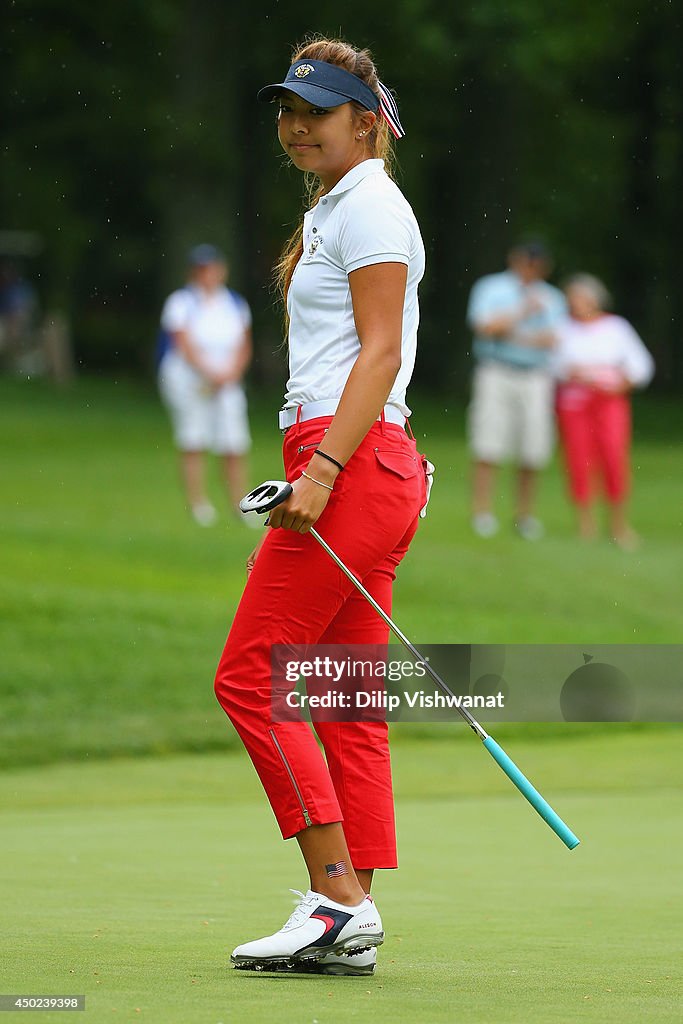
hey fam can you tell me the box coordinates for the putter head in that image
[239,480,293,515]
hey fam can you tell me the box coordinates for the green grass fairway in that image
[1,377,682,766]
[1,731,681,1024]
[1,377,681,1022]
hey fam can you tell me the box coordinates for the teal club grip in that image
[483,736,580,850]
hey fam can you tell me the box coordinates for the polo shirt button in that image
[322,198,328,205]
[312,227,318,233]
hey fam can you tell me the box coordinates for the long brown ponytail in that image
[273,37,397,310]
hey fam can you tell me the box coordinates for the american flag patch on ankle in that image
[325,861,348,878]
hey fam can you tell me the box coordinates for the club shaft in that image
[309,525,580,850]
[309,527,488,740]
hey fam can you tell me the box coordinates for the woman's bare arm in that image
[267,262,407,532]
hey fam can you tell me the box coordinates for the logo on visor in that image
[294,64,315,78]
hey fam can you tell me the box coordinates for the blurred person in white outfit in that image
[158,244,255,526]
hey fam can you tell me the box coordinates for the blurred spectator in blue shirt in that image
[0,260,38,365]
[466,241,566,540]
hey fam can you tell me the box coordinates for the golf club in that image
[240,480,580,850]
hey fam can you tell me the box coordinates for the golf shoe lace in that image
[282,889,317,931]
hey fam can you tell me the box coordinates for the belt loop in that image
[405,417,415,440]
[379,408,387,436]
[294,405,303,436]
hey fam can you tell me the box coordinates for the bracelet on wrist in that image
[314,449,344,472]
[301,470,333,492]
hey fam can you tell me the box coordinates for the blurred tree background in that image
[2,0,681,391]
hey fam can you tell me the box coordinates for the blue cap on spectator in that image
[513,240,551,262]
[188,243,225,266]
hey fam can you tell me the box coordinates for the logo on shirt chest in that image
[303,235,324,262]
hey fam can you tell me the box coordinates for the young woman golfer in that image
[214,37,426,976]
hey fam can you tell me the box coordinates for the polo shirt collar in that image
[325,158,385,198]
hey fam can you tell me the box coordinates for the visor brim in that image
[257,82,356,108]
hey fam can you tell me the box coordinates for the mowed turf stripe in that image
[1,734,681,1024]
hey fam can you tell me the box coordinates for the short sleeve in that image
[550,319,573,378]
[615,317,655,387]
[545,288,568,327]
[335,188,413,274]
[161,290,195,332]
[229,290,252,332]
[467,278,498,329]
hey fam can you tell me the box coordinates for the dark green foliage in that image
[1,2,681,387]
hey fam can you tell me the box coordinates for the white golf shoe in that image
[191,502,217,527]
[309,946,377,976]
[515,515,544,541]
[233,946,378,977]
[471,512,499,538]
[231,889,383,971]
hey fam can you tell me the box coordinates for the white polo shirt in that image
[285,158,425,416]
[553,314,654,388]
[161,286,251,373]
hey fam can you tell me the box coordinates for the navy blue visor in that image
[257,59,380,113]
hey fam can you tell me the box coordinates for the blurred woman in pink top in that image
[554,274,654,549]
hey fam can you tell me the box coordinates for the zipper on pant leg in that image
[297,429,328,454]
[269,728,312,827]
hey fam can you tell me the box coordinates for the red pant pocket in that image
[374,448,419,479]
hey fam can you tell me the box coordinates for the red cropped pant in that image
[214,416,426,870]
[556,385,631,504]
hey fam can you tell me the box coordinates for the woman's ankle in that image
[313,878,367,906]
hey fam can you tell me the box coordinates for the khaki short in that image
[468,361,554,468]
[159,353,251,455]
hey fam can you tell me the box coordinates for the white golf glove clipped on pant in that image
[420,459,435,518]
